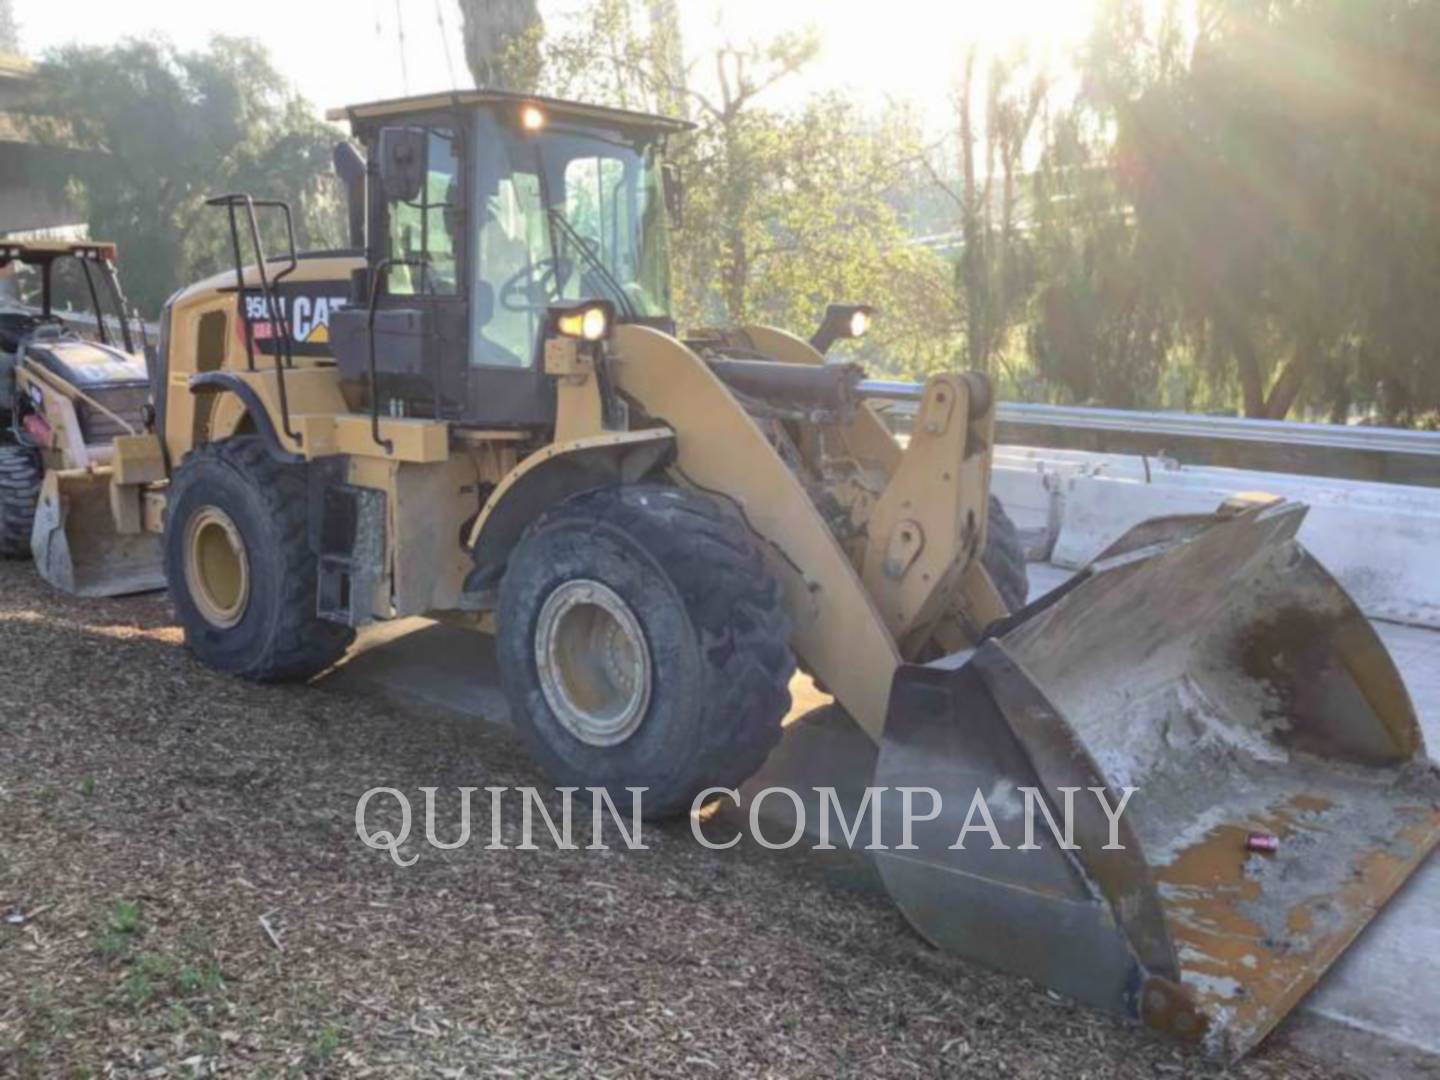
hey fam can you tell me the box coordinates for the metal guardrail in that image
[859,380,1440,488]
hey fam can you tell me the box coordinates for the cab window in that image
[563,156,632,289]
[474,170,549,367]
[386,129,460,295]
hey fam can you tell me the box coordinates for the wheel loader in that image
[24,90,1440,1059]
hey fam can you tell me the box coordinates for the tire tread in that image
[506,484,795,817]
[983,494,1029,612]
[167,438,353,681]
[0,445,42,560]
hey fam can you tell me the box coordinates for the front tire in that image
[0,444,41,560]
[164,438,354,681]
[497,484,795,819]
[983,494,1029,612]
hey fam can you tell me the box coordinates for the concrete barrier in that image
[993,448,1440,629]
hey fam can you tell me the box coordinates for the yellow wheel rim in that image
[184,506,250,629]
[535,579,652,747]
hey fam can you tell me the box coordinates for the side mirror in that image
[378,127,427,203]
[661,162,684,230]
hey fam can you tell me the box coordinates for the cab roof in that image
[0,240,117,267]
[326,88,695,134]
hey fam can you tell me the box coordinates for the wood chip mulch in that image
[0,561,1355,1078]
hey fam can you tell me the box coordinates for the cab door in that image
[462,110,557,429]
[376,122,469,418]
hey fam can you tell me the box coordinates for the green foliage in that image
[708,95,959,375]
[1040,0,1440,422]
[95,898,143,961]
[26,4,1440,425]
[458,0,545,91]
[115,951,225,1013]
[311,1024,342,1063]
[539,0,959,374]
[107,899,141,935]
[26,37,344,316]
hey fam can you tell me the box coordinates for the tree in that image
[24,37,343,316]
[0,0,19,55]
[1059,0,1440,423]
[459,0,544,92]
[539,1,958,372]
[1022,2,1187,408]
[928,47,1049,380]
[1027,115,1178,408]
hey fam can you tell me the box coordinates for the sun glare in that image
[958,0,1101,51]
[686,0,1118,123]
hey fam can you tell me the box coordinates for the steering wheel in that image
[499,257,574,312]
[28,320,69,342]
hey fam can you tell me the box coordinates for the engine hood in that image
[25,337,149,389]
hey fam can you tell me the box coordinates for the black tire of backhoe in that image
[0,444,41,560]
[497,484,796,820]
[164,437,354,681]
[983,494,1029,613]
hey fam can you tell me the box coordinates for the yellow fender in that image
[610,324,902,740]
[465,429,676,591]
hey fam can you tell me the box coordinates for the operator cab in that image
[327,91,691,430]
[0,242,148,429]
[0,242,138,357]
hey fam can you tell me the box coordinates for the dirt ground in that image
[0,560,1356,1078]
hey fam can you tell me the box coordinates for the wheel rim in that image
[535,579,652,747]
[184,506,250,629]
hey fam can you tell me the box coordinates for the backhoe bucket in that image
[31,470,165,598]
[874,500,1440,1059]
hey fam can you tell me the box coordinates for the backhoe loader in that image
[25,91,1440,1059]
[0,240,159,581]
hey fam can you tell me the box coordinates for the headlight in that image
[520,105,547,132]
[552,301,614,342]
[810,303,879,354]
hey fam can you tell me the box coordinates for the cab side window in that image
[386,129,460,296]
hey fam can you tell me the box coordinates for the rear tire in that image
[497,484,795,819]
[164,438,354,680]
[0,444,41,560]
[983,494,1029,612]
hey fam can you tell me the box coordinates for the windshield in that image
[0,255,133,350]
[472,111,672,368]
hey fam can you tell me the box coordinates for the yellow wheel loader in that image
[0,240,163,590]
[30,92,1440,1058]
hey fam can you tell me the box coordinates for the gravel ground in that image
[0,560,1356,1078]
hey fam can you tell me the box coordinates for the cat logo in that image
[292,294,349,344]
[240,283,351,356]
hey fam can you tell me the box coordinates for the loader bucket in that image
[873,499,1440,1059]
[31,470,165,598]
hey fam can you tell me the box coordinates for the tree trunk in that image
[647,0,688,119]
[1262,337,1314,420]
[458,0,544,92]
[0,0,19,53]
[958,50,985,373]
[1228,326,1266,418]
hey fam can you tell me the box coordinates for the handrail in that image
[203,194,303,448]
